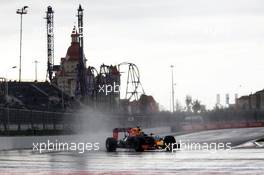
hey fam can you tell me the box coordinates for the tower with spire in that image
[55,27,82,96]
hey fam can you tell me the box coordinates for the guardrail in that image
[0,107,78,136]
[1,107,264,136]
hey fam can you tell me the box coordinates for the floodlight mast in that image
[16,6,28,82]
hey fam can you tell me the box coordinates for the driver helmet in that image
[154,135,160,141]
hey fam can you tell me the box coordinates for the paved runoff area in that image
[0,127,264,175]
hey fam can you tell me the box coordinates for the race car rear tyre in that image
[106,137,117,152]
[133,137,144,152]
[164,135,176,152]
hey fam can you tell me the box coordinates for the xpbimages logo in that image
[32,140,100,153]
[98,82,120,95]
[164,140,232,152]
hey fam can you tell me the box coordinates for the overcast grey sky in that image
[1,0,264,110]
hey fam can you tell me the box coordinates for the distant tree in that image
[175,100,183,112]
[200,105,207,113]
[213,104,223,111]
[192,100,201,114]
[185,95,192,112]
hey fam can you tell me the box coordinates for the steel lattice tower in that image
[76,4,87,98]
[45,6,54,82]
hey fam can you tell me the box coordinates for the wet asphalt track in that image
[0,127,264,175]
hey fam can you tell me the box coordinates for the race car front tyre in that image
[164,135,176,152]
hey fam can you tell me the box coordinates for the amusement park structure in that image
[0,5,159,137]
[43,5,158,114]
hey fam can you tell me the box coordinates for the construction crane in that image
[45,6,54,82]
[75,4,87,98]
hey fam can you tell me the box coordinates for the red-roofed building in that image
[56,27,81,96]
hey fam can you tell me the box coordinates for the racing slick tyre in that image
[133,137,144,152]
[164,135,176,152]
[106,137,117,152]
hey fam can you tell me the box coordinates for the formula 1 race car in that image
[105,127,180,152]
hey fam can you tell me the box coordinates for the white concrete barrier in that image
[0,127,172,151]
